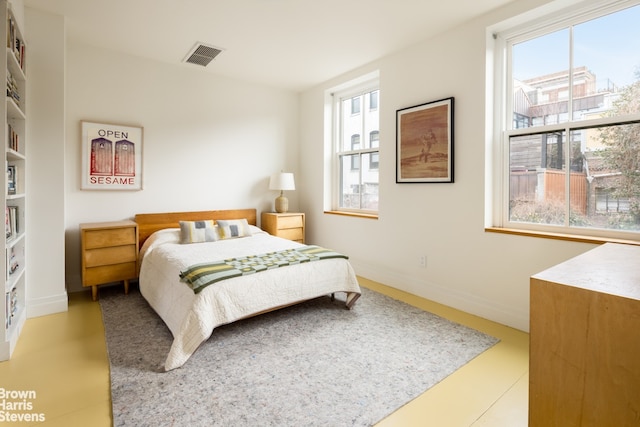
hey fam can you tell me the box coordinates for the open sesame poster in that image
[81,121,143,190]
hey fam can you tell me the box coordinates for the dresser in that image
[529,243,640,426]
[261,212,305,243]
[80,220,139,300]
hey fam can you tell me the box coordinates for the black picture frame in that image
[396,97,454,183]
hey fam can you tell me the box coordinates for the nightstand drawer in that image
[84,245,137,268]
[261,212,305,243]
[84,227,136,249]
[277,215,304,229]
[84,262,137,286]
[278,228,304,242]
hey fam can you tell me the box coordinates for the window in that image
[351,97,361,115]
[329,76,380,213]
[370,91,379,110]
[492,1,640,240]
[351,134,361,170]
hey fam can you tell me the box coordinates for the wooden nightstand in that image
[261,212,305,243]
[80,220,139,301]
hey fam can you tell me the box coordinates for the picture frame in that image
[81,121,143,190]
[396,97,454,183]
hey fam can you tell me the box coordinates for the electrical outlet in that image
[419,255,427,268]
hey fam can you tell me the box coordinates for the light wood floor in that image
[0,277,529,426]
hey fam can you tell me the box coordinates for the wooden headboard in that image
[135,208,257,248]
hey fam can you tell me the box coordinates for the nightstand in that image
[261,212,305,243]
[80,220,139,300]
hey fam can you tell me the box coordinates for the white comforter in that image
[138,226,361,371]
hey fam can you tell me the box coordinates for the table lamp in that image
[269,172,295,213]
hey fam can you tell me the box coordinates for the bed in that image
[135,209,361,371]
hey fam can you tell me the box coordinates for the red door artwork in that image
[82,121,143,190]
[90,138,113,176]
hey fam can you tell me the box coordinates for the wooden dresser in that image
[529,243,640,426]
[261,212,305,243]
[80,220,139,300]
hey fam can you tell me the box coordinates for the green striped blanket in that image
[179,245,349,293]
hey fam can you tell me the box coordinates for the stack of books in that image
[4,287,17,329]
[6,11,25,71]
[6,69,19,105]
[7,124,18,152]
[5,205,18,240]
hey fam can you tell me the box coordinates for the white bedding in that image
[138,226,361,371]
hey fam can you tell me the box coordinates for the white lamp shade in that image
[269,172,295,191]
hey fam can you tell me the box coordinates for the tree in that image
[598,73,640,225]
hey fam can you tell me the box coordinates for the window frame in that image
[490,0,640,242]
[329,78,380,215]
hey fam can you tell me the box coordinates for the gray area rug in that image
[100,286,498,426]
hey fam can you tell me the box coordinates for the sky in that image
[513,4,640,89]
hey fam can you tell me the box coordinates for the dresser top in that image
[80,220,136,230]
[532,243,640,301]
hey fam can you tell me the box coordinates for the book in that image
[7,164,16,195]
[7,123,18,152]
[5,206,10,239]
[5,206,18,240]
[8,205,17,236]
[8,246,18,275]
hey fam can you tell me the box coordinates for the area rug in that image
[100,286,498,427]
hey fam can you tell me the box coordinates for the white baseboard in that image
[27,292,69,318]
[350,258,529,332]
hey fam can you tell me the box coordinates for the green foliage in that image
[598,78,640,223]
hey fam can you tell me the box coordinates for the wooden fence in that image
[510,169,587,214]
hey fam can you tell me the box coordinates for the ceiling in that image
[24,0,515,92]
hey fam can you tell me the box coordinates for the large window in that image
[493,1,640,240]
[331,81,380,213]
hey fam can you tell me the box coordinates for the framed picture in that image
[81,121,143,190]
[396,97,454,183]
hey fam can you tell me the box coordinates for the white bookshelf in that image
[1,0,26,360]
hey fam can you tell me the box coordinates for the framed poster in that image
[81,121,143,190]
[396,97,454,183]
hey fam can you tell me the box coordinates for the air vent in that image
[183,43,223,67]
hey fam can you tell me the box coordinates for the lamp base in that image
[275,195,289,213]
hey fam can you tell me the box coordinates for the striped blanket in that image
[179,245,349,293]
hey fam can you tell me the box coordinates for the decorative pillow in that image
[216,219,252,240]
[179,220,218,244]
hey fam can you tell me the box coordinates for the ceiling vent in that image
[183,43,223,67]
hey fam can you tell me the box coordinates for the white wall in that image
[25,7,67,316]
[299,0,598,331]
[62,43,300,292]
[27,0,603,330]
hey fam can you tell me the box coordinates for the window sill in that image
[324,210,378,220]
[485,227,640,246]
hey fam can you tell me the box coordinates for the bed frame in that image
[135,208,257,248]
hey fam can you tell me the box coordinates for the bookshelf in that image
[1,0,26,361]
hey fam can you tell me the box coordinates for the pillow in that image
[179,220,218,244]
[216,218,251,240]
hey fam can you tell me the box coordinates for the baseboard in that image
[350,258,530,332]
[27,292,69,318]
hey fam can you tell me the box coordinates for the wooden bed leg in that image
[331,293,335,301]
[91,285,98,301]
[345,292,360,310]
[124,279,129,295]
